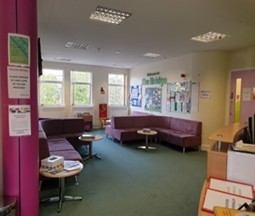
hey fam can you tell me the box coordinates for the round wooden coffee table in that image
[137,130,158,150]
[40,161,83,213]
[79,135,103,160]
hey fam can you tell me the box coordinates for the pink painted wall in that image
[0,0,39,215]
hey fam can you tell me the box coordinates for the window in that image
[71,71,92,106]
[108,74,125,106]
[39,69,64,106]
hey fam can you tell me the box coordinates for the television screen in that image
[38,38,43,76]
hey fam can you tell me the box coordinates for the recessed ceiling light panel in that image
[55,57,72,62]
[89,6,132,25]
[191,31,229,43]
[65,42,90,50]
[143,53,161,58]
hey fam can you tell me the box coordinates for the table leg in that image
[41,177,82,213]
[83,142,101,161]
[137,135,157,150]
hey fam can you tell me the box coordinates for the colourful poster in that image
[99,104,107,118]
[166,81,191,113]
[144,87,161,112]
[130,85,142,107]
[8,33,30,66]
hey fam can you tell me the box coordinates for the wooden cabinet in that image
[198,122,248,216]
[206,142,230,180]
[77,112,93,131]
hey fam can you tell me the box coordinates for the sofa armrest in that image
[39,131,50,162]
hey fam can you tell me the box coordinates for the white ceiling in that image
[38,0,255,69]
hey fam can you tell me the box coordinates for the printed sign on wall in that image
[8,66,30,98]
[9,105,31,136]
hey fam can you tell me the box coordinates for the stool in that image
[0,196,16,216]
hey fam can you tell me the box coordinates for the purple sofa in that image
[105,115,202,153]
[39,118,88,163]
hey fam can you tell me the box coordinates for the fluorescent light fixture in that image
[143,52,161,58]
[65,42,90,50]
[89,6,132,25]
[55,57,71,62]
[191,31,228,43]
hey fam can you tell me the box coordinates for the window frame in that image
[70,71,93,106]
[108,73,125,106]
[39,68,65,107]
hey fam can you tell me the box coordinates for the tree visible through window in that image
[39,69,64,106]
[108,74,125,106]
[71,71,92,105]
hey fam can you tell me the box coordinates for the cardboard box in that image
[77,112,93,122]
[41,155,64,171]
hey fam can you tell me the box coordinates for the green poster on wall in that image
[8,33,30,66]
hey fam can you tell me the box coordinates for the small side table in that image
[79,135,103,160]
[137,130,158,150]
[40,161,83,213]
[0,196,16,216]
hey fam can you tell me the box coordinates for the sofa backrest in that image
[169,117,202,136]
[131,111,153,116]
[39,131,50,160]
[40,119,64,136]
[111,116,150,129]
[39,118,85,136]
[63,118,84,134]
[149,116,171,128]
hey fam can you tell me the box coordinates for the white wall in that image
[38,61,129,127]
[39,46,255,147]
[130,51,229,149]
[225,46,255,124]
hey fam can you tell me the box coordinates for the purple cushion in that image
[50,150,82,162]
[48,138,75,152]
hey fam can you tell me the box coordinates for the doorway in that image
[229,70,255,124]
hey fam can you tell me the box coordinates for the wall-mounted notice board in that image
[130,85,142,107]
[166,81,191,113]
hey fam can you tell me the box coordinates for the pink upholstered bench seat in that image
[106,115,202,153]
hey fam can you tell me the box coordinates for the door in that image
[229,70,255,124]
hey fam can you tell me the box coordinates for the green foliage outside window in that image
[108,74,124,106]
[71,71,92,105]
[39,69,64,106]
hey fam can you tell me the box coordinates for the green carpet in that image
[40,131,207,216]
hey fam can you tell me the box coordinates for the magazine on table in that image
[81,134,95,139]
[64,160,81,171]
